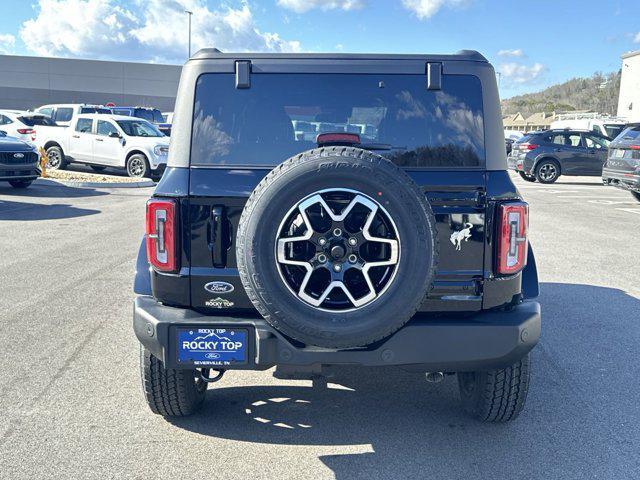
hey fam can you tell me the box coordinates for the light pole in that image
[185,10,193,58]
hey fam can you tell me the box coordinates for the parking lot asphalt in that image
[0,174,639,480]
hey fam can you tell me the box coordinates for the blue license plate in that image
[177,328,248,366]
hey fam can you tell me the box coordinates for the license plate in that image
[177,328,248,366]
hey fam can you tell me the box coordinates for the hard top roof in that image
[189,48,488,63]
[76,113,150,121]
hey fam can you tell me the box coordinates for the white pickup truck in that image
[34,114,169,178]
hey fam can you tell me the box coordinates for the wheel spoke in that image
[276,189,401,311]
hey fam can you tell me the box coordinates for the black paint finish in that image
[144,166,528,313]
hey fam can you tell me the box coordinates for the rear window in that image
[191,73,485,168]
[55,108,74,122]
[604,124,625,140]
[617,126,640,142]
[134,108,164,124]
[17,116,56,127]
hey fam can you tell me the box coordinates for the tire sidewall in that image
[127,154,150,178]
[535,160,560,184]
[46,146,65,170]
[518,171,536,182]
[238,148,438,348]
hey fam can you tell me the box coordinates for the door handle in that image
[95,138,103,142]
[72,135,80,138]
[210,206,229,268]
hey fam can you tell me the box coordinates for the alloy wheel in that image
[275,188,400,312]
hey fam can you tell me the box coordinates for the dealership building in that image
[617,50,640,123]
[0,54,181,112]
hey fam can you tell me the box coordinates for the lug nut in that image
[348,237,357,246]
[318,238,327,246]
[318,254,327,263]
[333,264,342,272]
[348,254,358,264]
[333,228,342,237]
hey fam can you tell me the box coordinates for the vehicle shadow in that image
[0,199,100,221]
[168,283,640,479]
[0,181,110,199]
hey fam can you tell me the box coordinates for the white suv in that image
[36,114,169,178]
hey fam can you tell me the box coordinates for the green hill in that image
[501,71,621,117]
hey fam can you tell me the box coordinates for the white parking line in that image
[616,208,640,215]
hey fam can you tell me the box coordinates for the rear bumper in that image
[602,167,640,192]
[133,296,541,372]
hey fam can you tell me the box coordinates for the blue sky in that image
[1,0,639,98]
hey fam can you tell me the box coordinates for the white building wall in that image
[617,50,640,122]
[0,54,181,111]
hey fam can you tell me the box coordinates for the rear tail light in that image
[146,198,178,272]
[630,145,640,150]
[519,143,538,151]
[497,202,529,275]
[17,128,35,135]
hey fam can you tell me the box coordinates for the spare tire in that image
[237,147,438,349]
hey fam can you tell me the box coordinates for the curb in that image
[36,178,156,189]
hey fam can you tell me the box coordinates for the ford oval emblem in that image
[13,153,24,158]
[204,281,235,294]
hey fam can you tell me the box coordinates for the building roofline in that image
[621,50,640,60]
[0,53,181,68]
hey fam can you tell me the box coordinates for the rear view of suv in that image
[603,124,640,202]
[133,50,541,422]
[508,129,610,183]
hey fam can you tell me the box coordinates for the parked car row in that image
[0,103,175,183]
[506,126,640,203]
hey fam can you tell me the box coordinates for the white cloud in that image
[499,62,545,85]
[19,0,301,63]
[277,0,364,13]
[401,0,467,20]
[634,32,640,43]
[498,49,524,58]
[0,33,16,54]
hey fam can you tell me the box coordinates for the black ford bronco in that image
[133,50,540,422]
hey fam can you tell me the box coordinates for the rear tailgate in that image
[606,126,640,173]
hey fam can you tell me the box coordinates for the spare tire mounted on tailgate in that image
[237,146,438,349]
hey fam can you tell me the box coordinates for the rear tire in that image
[139,345,207,417]
[457,353,531,422]
[518,171,536,182]
[9,179,33,188]
[45,145,67,171]
[631,191,640,202]
[534,160,560,184]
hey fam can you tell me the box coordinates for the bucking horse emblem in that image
[450,223,473,251]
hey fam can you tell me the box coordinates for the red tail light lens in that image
[497,202,529,275]
[519,143,538,151]
[146,199,178,272]
[17,128,35,135]
[316,133,360,145]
